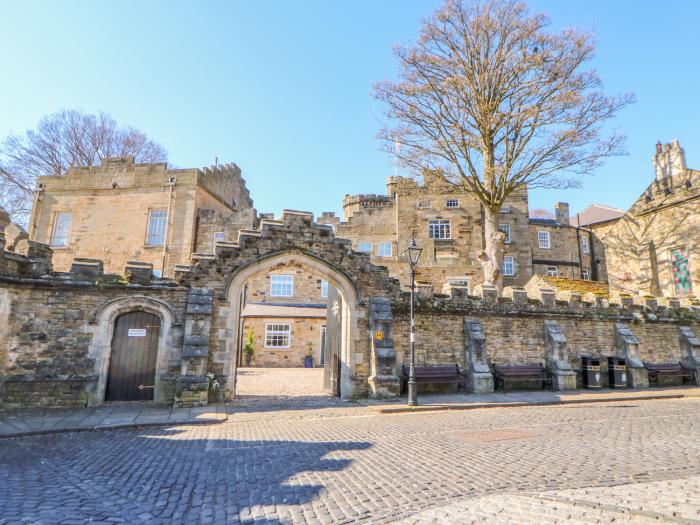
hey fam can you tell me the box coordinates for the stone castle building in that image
[318,173,603,293]
[28,156,257,277]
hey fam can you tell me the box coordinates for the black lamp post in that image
[403,238,422,406]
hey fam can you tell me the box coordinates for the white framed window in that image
[213,231,225,242]
[358,242,372,254]
[51,212,72,247]
[581,236,590,254]
[499,224,511,244]
[500,204,510,213]
[428,219,451,239]
[265,323,291,348]
[537,231,551,249]
[321,279,329,299]
[377,242,392,257]
[503,256,515,276]
[547,266,558,277]
[270,274,294,297]
[581,269,590,280]
[446,198,459,208]
[146,209,168,246]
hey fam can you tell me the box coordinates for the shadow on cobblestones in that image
[0,427,372,524]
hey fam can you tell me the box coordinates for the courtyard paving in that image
[1,395,699,524]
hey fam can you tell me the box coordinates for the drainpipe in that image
[160,177,176,276]
[574,215,583,279]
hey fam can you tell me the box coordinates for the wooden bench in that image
[643,362,696,386]
[401,365,462,394]
[492,363,552,393]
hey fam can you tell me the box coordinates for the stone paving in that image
[1,396,699,524]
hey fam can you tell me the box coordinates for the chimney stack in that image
[554,202,570,226]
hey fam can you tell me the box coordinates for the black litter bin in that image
[581,356,602,389]
[607,356,628,388]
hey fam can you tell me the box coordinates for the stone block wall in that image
[390,290,700,388]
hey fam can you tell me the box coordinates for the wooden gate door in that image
[105,311,160,401]
[323,290,342,396]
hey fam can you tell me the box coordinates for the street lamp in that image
[402,238,422,406]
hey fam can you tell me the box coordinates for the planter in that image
[304,356,313,368]
[245,354,252,366]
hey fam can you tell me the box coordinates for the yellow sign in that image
[375,330,384,341]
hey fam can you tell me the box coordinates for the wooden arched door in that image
[105,311,160,401]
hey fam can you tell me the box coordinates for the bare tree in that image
[0,110,167,224]
[374,0,633,290]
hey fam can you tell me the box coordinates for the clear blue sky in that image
[2,1,698,218]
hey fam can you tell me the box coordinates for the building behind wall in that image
[319,173,606,293]
[28,156,257,277]
[320,172,533,293]
[598,141,700,297]
[239,258,329,368]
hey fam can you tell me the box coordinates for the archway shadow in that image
[0,428,372,524]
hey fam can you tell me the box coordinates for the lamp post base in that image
[407,380,418,406]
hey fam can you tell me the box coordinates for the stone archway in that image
[221,250,360,400]
[87,296,180,405]
[175,210,402,404]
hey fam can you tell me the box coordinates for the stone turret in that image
[654,140,687,180]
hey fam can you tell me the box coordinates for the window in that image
[377,242,392,257]
[416,200,430,208]
[446,198,459,208]
[503,256,515,276]
[270,274,294,297]
[581,269,590,280]
[213,232,225,242]
[146,209,168,246]
[500,204,510,213]
[51,212,72,247]
[265,323,291,348]
[321,279,329,299]
[671,246,693,297]
[428,219,451,239]
[547,266,558,277]
[581,236,590,254]
[499,224,512,244]
[537,231,551,249]
[152,269,162,278]
[358,242,372,254]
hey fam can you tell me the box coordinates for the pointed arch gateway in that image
[175,210,402,402]
[223,250,359,399]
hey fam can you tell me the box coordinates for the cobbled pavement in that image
[1,397,699,524]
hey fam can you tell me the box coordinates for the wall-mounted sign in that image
[375,330,384,341]
[128,329,147,337]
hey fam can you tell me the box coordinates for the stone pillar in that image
[540,289,555,308]
[679,326,700,385]
[544,320,577,390]
[614,322,649,388]
[175,288,214,407]
[463,317,494,393]
[367,297,400,398]
[481,285,498,305]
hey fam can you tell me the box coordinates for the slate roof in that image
[571,204,625,227]
[241,303,327,319]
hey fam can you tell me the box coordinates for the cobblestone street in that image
[1,398,699,524]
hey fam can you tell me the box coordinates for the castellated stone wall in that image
[390,288,700,389]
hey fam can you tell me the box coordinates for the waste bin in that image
[607,356,627,388]
[581,356,602,389]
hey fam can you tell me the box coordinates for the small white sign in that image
[128,329,147,337]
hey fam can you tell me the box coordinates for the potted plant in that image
[244,329,254,366]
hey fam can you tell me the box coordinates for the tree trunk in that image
[481,207,505,292]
